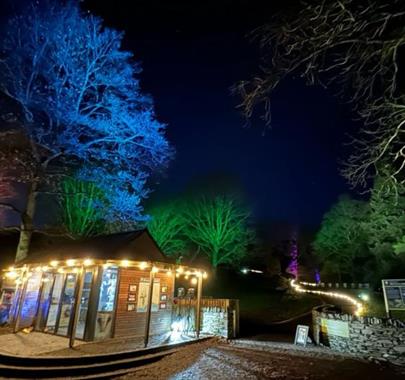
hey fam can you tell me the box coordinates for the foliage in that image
[60,177,105,238]
[183,196,255,268]
[147,202,188,260]
[313,195,369,281]
[362,177,405,277]
[236,0,405,189]
[0,1,172,259]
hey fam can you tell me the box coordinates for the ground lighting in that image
[291,279,364,316]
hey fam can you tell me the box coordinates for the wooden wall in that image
[114,268,174,338]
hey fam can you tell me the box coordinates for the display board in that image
[294,324,309,346]
[382,279,405,313]
[320,318,349,338]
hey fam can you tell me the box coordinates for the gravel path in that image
[120,339,404,380]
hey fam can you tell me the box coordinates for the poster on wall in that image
[320,318,349,338]
[137,278,150,312]
[19,272,42,326]
[152,279,160,312]
[137,278,161,312]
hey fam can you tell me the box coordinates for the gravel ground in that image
[120,339,404,380]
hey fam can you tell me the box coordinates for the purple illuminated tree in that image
[286,232,299,278]
[0,1,172,261]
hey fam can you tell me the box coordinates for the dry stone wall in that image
[312,306,405,366]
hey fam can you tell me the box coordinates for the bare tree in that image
[235,0,405,189]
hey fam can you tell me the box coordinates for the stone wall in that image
[312,305,405,366]
[172,298,239,339]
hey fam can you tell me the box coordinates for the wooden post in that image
[144,268,155,348]
[69,267,84,348]
[195,274,203,338]
[13,266,29,333]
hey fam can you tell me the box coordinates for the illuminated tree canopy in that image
[183,196,255,268]
[147,202,188,261]
[60,178,105,239]
[0,1,172,260]
[313,195,368,281]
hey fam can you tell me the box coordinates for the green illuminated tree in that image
[60,177,105,238]
[362,176,405,276]
[147,202,188,260]
[313,195,368,281]
[183,196,255,269]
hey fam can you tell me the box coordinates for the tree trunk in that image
[15,181,38,263]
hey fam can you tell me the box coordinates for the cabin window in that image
[95,266,118,340]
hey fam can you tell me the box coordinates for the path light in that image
[359,293,369,302]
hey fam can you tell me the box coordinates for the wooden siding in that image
[114,268,174,338]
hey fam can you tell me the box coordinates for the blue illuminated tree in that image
[0,1,172,260]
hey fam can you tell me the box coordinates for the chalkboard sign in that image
[382,279,405,313]
[294,325,309,346]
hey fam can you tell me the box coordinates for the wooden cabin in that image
[1,230,205,346]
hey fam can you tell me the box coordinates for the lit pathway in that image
[290,280,364,316]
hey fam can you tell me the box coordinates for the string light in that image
[5,271,17,279]
[176,267,184,274]
[191,277,198,285]
[66,259,75,267]
[291,280,364,316]
[151,266,159,273]
[138,262,148,270]
[50,261,59,268]
[167,270,172,276]
[120,260,130,267]
[203,272,208,279]
[175,273,180,278]
[83,259,93,266]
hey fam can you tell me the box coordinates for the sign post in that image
[294,324,309,346]
[382,279,405,318]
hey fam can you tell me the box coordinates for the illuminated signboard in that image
[382,279,405,314]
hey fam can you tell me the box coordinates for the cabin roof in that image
[0,229,173,266]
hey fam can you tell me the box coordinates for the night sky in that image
[82,0,355,228]
[2,0,356,228]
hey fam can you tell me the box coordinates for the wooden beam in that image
[69,267,84,348]
[143,268,155,348]
[195,274,203,338]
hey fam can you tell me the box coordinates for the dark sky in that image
[0,0,355,229]
[82,0,354,228]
